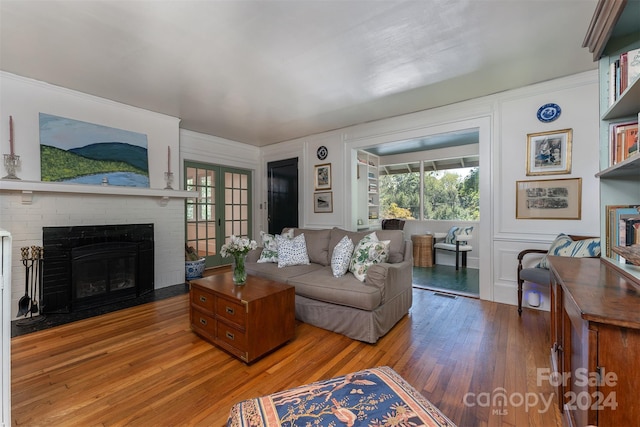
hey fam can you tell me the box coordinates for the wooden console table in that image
[189,272,295,363]
[548,256,640,427]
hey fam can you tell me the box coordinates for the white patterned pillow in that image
[331,235,354,278]
[444,226,473,244]
[537,234,601,269]
[349,233,390,282]
[444,226,459,244]
[276,233,310,268]
[257,229,294,263]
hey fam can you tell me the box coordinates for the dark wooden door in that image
[267,158,298,234]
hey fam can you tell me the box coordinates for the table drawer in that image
[216,322,248,351]
[191,287,216,313]
[216,297,246,328]
[191,308,216,339]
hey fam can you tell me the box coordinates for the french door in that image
[185,162,252,267]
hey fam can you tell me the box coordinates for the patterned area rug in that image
[227,366,456,426]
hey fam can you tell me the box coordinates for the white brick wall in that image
[0,191,186,318]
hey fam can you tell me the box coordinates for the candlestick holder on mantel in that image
[164,171,174,190]
[2,153,20,180]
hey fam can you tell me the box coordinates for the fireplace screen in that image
[71,242,138,309]
[73,254,136,299]
[42,224,154,313]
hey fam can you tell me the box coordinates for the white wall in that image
[492,72,600,310]
[0,69,600,315]
[0,72,185,318]
[257,70,600,310]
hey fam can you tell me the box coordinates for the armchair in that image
[517,234,600,316]
[433,226,473,270]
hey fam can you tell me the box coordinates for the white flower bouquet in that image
[220,235,258,258]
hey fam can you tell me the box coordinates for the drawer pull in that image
[199,296,207,303]
[226,306,235,315]
[226,331,235,340]
[199,318,207,326]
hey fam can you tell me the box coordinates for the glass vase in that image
[232,253,247,285]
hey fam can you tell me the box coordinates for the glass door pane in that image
[223,169,251,241]
[186,164,219,265]
[185,162,252,267]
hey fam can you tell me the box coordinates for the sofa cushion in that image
[246,261,323,283]
[289,228,332,266]
[288,267,382,311]
[257,229,294,263]
[331,235,354,278]
[328,228,406,264]
[277,233,310,267]
[349,233,390,281]
[328,228,369,260]
[373,230,406,263]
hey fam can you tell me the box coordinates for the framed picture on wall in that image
[516,178,582,219]
[526,128,572,176]
[314,163,331,190]
[313,191,333,213]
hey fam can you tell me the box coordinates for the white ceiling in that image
[0,0,599,147]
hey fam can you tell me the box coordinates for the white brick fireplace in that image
[1,72,193,319]
[0,184,191,318]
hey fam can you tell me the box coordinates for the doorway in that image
[351,116,491,300]
[267,158,298,234]
[185,162,252,267]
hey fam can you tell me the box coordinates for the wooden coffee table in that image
[189,272,295,363]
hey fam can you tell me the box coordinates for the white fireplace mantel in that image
[0,179,196,205]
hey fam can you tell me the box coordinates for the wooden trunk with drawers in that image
[189,272,295,363]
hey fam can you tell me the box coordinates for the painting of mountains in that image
[39,113,149,187]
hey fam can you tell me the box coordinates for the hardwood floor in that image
[11,284,561,426]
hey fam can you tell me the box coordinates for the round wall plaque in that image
[317,145,328,160]
[537,103,561,123]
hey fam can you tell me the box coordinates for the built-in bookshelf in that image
[584,0,640,282]
[357,150,380,230]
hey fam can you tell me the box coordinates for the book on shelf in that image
[606,205,640,263]
[628,48,640,88]
[608,47,640,106]
[609,120,638,165]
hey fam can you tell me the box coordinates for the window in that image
[423,167,478,220]
[379,158,479,221]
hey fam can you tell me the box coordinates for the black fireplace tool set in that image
[16,245,45,326]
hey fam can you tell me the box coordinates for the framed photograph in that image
[314,163,331,190]
[526,128,572,176]
[516,178,582,220]
[313,191,333,213]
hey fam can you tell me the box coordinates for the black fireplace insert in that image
[42,224,154,313]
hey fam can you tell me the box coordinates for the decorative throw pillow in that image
[444,226,459,244]
[444,226,473,244]
[276,233,310,268]
[349,233,390,281]
[257,229,294,263]
[331,235,354,278]
[537,233,601,269]
[456,226,474,242]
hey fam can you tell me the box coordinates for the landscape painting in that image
[39,113,149,187]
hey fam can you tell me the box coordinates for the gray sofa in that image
[245,227,413,343]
